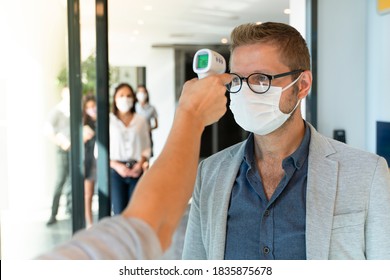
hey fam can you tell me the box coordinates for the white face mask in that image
[86,107,97,119]
[229,74,302,136]
[116,97,134,113]
[136,92,147,103]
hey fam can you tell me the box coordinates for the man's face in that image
[230,43,299,114]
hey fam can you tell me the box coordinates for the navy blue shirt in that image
[224,124,311,260]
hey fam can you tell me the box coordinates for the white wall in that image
[317,0,390,153]
[317,0,367,150]
[0,0,67,211]
[366,1,390,153]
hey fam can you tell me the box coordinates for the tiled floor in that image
[0,195,189,260]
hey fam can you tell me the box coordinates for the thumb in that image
[217,73,233,85]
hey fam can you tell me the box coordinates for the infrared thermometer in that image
[193,49,226,79]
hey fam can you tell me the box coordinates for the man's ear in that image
[297,70,313,99]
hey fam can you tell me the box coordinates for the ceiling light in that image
[221,38,228,44]
[255,22,262,25]
[133,30,140,35]
[144,5,153,11]
[137,20,144,25]
[284,8,291,15]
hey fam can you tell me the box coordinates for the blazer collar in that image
[211,140,247,259]
[306,123,338,259]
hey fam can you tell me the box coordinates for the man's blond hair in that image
[230,22,311,72]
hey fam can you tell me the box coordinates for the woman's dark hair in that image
[112,83,136,116]
[82,93,96,125]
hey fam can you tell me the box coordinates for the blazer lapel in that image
[210,142,246,259]
[306,124,338,259]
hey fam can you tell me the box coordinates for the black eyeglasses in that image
[227,69,304,94]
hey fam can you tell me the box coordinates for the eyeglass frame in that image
[227,69,304,94]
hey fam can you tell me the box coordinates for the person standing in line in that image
[135,84,158,160]
[109,83,151,215]
[45,87,72,226]
[82,94,97,228]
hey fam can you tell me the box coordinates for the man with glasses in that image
[182,22,390,260]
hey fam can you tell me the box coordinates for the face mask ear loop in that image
[282,73,303,116]
[281,73,303,92]
[287,98,301,116]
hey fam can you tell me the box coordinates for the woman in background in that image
[109,83,151,215]
[135,85,158,158]
[82,94,97,228]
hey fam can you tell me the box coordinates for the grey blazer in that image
[182,124,390,259]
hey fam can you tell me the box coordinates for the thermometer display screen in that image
[197,54,209,69]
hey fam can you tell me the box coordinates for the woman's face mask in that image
[136,92,147,103]
[86,107,97,119]
[116,97,134,113]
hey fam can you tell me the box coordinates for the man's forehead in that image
[230,44,282,73]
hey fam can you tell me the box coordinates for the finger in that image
[184,77,198,85]
[217,73,233,85]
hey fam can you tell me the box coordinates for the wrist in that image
[175,106,205,134]
[110,160,122,170]
[138,157,147,167]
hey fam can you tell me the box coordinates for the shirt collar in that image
[243,133,255,167]
[284,122,311,170]
[243,122,311,170]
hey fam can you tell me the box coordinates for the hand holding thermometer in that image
[193,49,226,79]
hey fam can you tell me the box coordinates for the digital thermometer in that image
[193,49,226,79]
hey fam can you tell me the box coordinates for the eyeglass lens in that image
[227,73,270,93]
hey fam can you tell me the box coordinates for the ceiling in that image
[80,0,290,47]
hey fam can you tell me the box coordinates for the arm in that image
[152,117,158,130]
[37,216,162,260]
[82,125,95,143]
[122,74,232,250]
[44,110,71,151]
[151,108,158,130]
[128,117,151,178]
[110,160,130,178]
